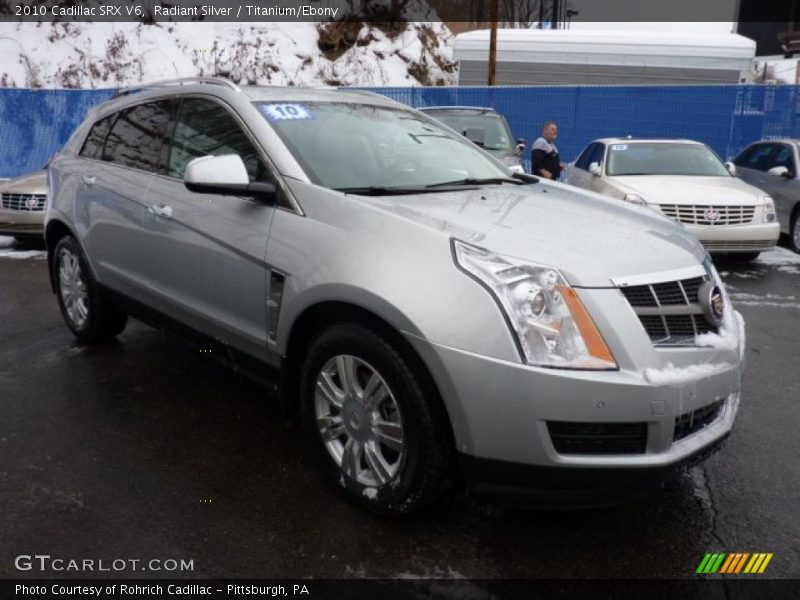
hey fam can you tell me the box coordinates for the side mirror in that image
[767,165,791,178]
[515,138,527,155]
[589,162,602,177]
[184,154,276,202]
[725,161,737,176]
[463,127,486,147]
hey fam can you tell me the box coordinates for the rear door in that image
[77,100,174,300]
[141,96,280,359]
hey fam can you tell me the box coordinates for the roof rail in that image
[114,77,241,98]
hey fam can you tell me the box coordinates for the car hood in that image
[609,175,763,206]
[365,181,706,288]
[486,149,521,166]
[0,170,48,195]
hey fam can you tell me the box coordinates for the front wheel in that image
[790,211,800,254]
[300,323,451,515]
[53,236,127,342]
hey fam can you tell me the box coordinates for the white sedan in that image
[564,138,780,260]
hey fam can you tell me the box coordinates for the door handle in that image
[148,204,173,218]
[82,176,96,187]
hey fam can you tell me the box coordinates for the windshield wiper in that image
[335,186,444,196]
[425,177,522,188]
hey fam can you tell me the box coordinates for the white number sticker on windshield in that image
[611,144,628,151]
[260,104,313,121]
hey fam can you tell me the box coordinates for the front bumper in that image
[405,307,743,503]
[683,222,779,253]
[0,208,44,237]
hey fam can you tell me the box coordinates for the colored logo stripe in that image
[697,553,773,574]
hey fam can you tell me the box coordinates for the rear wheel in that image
[53,236,127,342]
[300,323,451,515]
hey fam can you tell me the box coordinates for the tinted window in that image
[575,143,597,170]
[169,98,269,182]
[102,101,172,172]
[734,144,774,171]
[80,115,115,159]
[425,112,514,152]
[769,145,795,172]
[588,143,606,167]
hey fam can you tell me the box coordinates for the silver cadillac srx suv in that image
[47,78,745,514]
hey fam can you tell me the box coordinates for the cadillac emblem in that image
[25,196,39,209]
[704,207,721,222]
[698,281,725,325]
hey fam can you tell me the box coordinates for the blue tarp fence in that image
[2,85,800,179]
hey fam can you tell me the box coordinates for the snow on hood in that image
[609,175,764,206]
[366,180,707,288]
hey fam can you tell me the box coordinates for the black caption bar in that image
[2,579,799,600]
[0,0,798,23]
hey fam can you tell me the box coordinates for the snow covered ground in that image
[0,20,455,88]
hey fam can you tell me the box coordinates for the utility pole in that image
[488,0,498,85]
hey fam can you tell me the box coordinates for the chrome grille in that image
[701,240,776,251]
[659,204,755,225]
[619,276,718,345]
[1,193,46,212]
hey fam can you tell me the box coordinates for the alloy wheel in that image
[314,354,405,488]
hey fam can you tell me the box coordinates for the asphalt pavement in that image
[1,236,799,587]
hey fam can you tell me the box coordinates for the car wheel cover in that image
[314,354,405,488]
[794,218,800,251]
[59,248,89,330]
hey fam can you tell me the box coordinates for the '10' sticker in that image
[261,103,313,121]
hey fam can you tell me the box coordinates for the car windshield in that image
[255,102,511,191]
[606,143,730,177]
[424,112,514,152]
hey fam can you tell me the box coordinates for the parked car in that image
[0,170,47,240]
[564,138,779,261]
[418,106,526,173]
[732,139,800,253]
[47,78,744,514]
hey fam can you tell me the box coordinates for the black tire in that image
[300,323,451,515]
[727,252,760,262]
[790,210,800,254]
[53,235,127,342]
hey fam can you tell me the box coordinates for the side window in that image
[574,144,597,170]
[102,101,172,172]
[80,115,115,159]
[168,98,271,183]
[734,144,773,171]
[769,145,794,172]
[589,143,606,167]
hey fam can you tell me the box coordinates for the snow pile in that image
[694,330,738,351]
[755,247,800,274]
[644,362,733,386]
[0,18,455,88]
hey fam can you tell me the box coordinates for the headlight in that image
[453,240,617,370]
[763,195,776,222]
[623,193,646,205]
